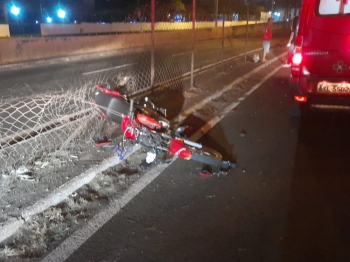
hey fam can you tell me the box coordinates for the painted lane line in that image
[82,63,136,75]
[172,51,194,57]
[40,163,174,262]
[190,65,283,141]
[41,64,283,262]
[173,52,287,128]
[0,145,140,243]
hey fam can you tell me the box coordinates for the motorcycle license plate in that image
[317,81,350,94]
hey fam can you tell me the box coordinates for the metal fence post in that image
[191,0,196,88]
[151,0,155,87]
[221,7,225,68]
[215,0,218,28]
[244,4,249,62]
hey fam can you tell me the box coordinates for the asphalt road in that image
[0,33,287,99]
[61,67,350,261]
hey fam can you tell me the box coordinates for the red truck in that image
[290,0,350,116]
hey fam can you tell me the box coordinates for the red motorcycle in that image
[93,84,235,174]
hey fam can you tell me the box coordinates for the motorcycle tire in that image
[189,146,223,167]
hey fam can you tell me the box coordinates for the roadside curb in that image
[0,145,141,243]
[0,51,287,244]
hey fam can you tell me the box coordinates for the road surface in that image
[56,68,350,261]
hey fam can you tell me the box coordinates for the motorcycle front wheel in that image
[188,146,223,167]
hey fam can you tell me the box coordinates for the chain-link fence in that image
[0,0,288,174]
[0,84,101,173]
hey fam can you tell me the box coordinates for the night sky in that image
[0,0,299,12]
[0,0,300,23]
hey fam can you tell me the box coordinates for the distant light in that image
[74,20,77,23]
[36,20,39,24]
[57,9,66,19]
[46,16,52,23]
[10,5,20,16]
[268,11,272,14]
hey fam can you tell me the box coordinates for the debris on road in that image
[200,170,213,177]
[240,129,247,137]
[15,166,32,175]
[206,195,216,198]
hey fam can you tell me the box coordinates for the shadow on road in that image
[181,113,236,165]
[284,112,350,261]
[148,87,186,120]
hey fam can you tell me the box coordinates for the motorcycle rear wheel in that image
[189,146,223,167]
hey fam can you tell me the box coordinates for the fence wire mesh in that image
[0,84,102,173]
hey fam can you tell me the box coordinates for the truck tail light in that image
[292,53,303,65]
[294,96,307,103]
[291,35,303,77]
[291,54,302,76]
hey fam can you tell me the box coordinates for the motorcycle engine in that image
[137,127,162,148]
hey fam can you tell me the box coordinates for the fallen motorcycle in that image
[93,84,235,173]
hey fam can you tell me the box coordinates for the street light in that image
[57,8,66,19]
[10,5,20,16]
[46,16,52,23]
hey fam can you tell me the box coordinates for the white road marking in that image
[172,51,194,57]
[41,62,283,262]
[173,52,286,129]
[190,65,283,141]
[82,63,136,75]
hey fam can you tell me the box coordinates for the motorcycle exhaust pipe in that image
[160,133,202,149]
[183,140,202,149]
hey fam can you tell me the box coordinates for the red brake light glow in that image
[292,53,303,65]
[294,96,307,103]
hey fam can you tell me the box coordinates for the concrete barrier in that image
[0,24,10,37]
[0,23,287,65]
[40,21,267,36]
